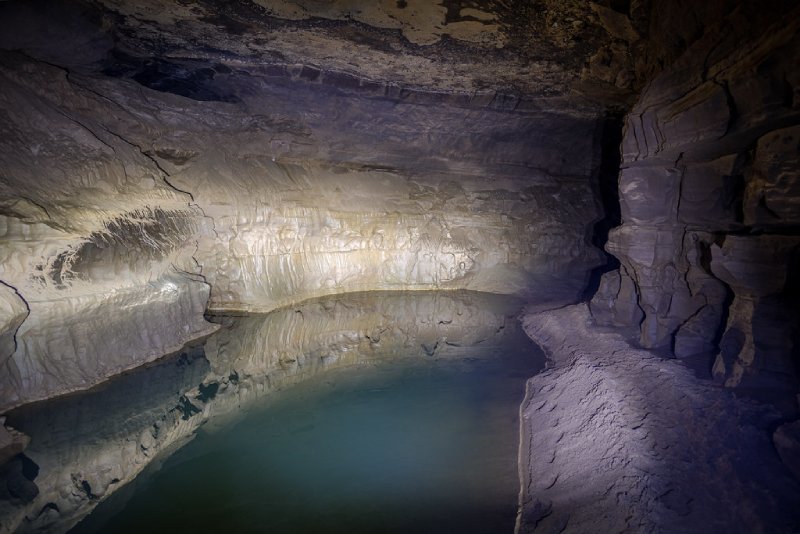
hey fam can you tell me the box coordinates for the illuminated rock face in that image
[0,0,795,423]
[0,50,603,408]
[195,164,602,312]
[0,0,619,407]
[0,1,798,532]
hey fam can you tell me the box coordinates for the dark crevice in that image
[582,113,624,301]
[722,149,752,224]
[715,79,739,138]
[711,276,736,376]
[196,381,219,403]
[782,75,794,108]
[19,454,39,481]
[784,247,800,382]
[174,395,202,420]
[37,502,59,518]
[80,480,98,500]
[0,280,31,356]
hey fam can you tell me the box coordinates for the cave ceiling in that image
[2,0,641,112]
[0,0,645,213]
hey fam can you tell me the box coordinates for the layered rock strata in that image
[591,2,800,389]
[0,0,617,407]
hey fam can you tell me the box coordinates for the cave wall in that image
[591,1,800,389]
[0,53,220,410]
[0,0,621,409]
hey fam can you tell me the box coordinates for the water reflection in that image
[2,291,544,533]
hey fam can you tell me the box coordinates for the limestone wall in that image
[0,41,605,408]
[591,2,800,388]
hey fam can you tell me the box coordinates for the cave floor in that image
[517,304,800,533]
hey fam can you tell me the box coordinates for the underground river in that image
[5,291,545,533]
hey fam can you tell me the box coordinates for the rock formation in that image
[0,0,798,532]
[518,304,800,532]
[591,1,800,391]
[0,0,629,409]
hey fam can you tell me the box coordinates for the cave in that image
[0,0,799,532]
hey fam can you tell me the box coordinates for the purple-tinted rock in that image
[678,154,740,229]
[590,268,644,327]
[619,166,681,225]
[710,235,800,297]
[774,420,800,482]
[674,304,724,359]
[744,125,800,226]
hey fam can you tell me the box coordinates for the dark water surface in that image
[15,292,545,534]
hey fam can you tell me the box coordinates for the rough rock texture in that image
[0,291,536,533]
[518,304,800,533]
[592,1,800,389]
[0,0,633,407]
[0,420,28,467]
[0,0,797,531]
[0,285,27,372]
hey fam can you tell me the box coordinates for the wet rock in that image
[0,291,537,533]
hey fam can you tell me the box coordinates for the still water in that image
[11,291,544,533]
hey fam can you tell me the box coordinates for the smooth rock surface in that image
[0,0,620,405]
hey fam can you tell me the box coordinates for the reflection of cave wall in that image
[591,1,800,390]
[1,291,539,533]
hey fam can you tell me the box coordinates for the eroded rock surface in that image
[0,0,623,406]
[592,0,800,389]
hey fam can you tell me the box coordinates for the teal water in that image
[12,291,548,533]
[72,327,542,533]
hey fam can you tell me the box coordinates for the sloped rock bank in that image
[517,304,800,533]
